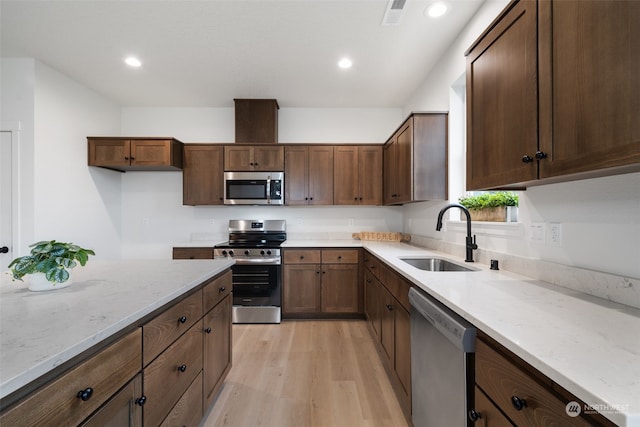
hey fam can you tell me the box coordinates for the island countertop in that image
[0,259,234,400]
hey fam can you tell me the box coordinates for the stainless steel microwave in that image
[223,171,284,205]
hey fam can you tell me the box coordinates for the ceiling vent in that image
[381,0,408,26]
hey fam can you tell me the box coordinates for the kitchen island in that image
[283,240,640,427]
[0,258,234,424]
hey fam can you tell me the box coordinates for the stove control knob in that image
[244,250,250,256]
[260,250,266,255]
[266,250,272,255]
[228,250,234,257]
[221,250,228,257]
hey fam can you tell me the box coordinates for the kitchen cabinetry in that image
[383,113,447,205]
[363,250,411,417]
[80,374,143,427]
[172,247,214,260]
[285,146,334,205]
[224,145,284,171]
[472,333,616,427]
[182,144,224,205]
[88,137,183,172]
[334,145,382,205]
[0,329,142,427]
[282,248,360,317]
[466,0,640,190]
[234,99,279,144]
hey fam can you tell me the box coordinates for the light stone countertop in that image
[285,239,640,427]
[0,259,234,400]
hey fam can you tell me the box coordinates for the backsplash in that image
[410,234,640,310]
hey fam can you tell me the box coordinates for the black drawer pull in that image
[178,315,187,324]
[178,364,187,373]
[205,327,212,334]
[77,387,93,401]
[468,409,482,422]
[522,155,534,163]
[386,304,393,311]
[511,395,527,411]
[219,286,226,293]
[135,395,147,406]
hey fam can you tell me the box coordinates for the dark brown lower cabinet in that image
[80,375,143,427]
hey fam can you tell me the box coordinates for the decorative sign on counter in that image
[351,231,411,242]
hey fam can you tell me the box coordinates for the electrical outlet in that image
[348,218,354,227]
[549,223,562,245]
[142,218,150,226]
[530,223,545,242]
[209,218,215,225]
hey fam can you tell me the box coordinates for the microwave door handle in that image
[266,177,271,204]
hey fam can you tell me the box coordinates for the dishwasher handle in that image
[409,287,476,352]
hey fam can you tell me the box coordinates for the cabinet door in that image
[130,140,172,167]
[334,146,359,205]
[203,295,232,409]
[394,120,413,203]
[379,286,395,367]
[253,146,284,170]
[80,374,143,427]
[383,139,397,205]
[321,264,358,313]
[159,373,203,427]
[394,305,411,407]
[538,0,640,178]
[364,270,380,337]
[88,138,131,167]
[466,0,538,190]
[358,146,383,205]
[471,386,514,427]
[282,264,321,313]
[284,146,309,205]
[308,146,334,205]
[224,146,252,171]
[183,145,224,205]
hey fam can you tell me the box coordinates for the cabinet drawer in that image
[159,372,203,427]
[476,338,593,427]
[0,329,141,427]
[203,270,232,313]
[284,249,321,264]
[143,320,203,427]
[321,249,358,264]
[80,373,143,427]
[172,247,213,259]
[143,290,203,366]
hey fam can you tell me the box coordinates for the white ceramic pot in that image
[28,271,73,292]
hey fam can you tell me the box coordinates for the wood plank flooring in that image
[202,320,410,427]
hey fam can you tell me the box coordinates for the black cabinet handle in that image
[535,151,547,160]
[219,286,226,293]
[178,364,187,373]
[511,395,527,411]
[130,157,135,161]
[338,256,342,260]
[205,327,212,334]
[77,387,93,401]
[354,197,358,201]
[386,304,393,311]
[300,256,304,259]
[178,315,187,324]
[468,409,482,422]
[0,246,8,254]
[522,155,534,163]
[124,156,129,160]
[135,395,147,406]
[310,197,314,200]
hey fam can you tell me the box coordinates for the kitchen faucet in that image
[436,203,477,262]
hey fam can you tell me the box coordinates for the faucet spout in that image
[435,203,478,262]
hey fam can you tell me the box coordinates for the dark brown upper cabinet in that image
[87,137,183,172]
[234,99,279,144]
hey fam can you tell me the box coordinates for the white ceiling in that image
[0,0,485,108]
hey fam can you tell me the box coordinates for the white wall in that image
[119,106,404,258]
[1,59,122,259]
[401,0,640,279]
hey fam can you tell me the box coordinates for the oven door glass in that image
[232,264,281,306]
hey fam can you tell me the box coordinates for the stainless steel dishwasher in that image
[409,287,476,427]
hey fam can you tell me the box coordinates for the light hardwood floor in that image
[202,320,410,427]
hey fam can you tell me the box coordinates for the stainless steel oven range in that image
[214,219,286,324]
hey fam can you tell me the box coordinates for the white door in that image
[0,131,13,270]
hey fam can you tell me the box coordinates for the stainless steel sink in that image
[400,257,477,272]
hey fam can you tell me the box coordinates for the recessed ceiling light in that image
[426,1,448,18]
[124,56,142,68]
[338,57,353,69]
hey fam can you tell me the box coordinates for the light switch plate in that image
[530,223,545,242]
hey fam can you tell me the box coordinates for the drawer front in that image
[364,253,382,279]
[0,329,141,427]
[143,290,203,366]
[476,339,593,427]
[159,372,203,427]
[143,320,203,427]
[284,249,321,264]
[80,374,143,427]
[472,385,514,427]
[321,249,358,264]
[203,270,232,313]
[172,247,213,259]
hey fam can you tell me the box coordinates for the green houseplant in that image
[458,192,519,222]
[8,240,95,285]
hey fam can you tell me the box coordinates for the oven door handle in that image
[266,176,271,204]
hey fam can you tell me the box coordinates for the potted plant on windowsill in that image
[8,240,95,291]
[458,192,519,222]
